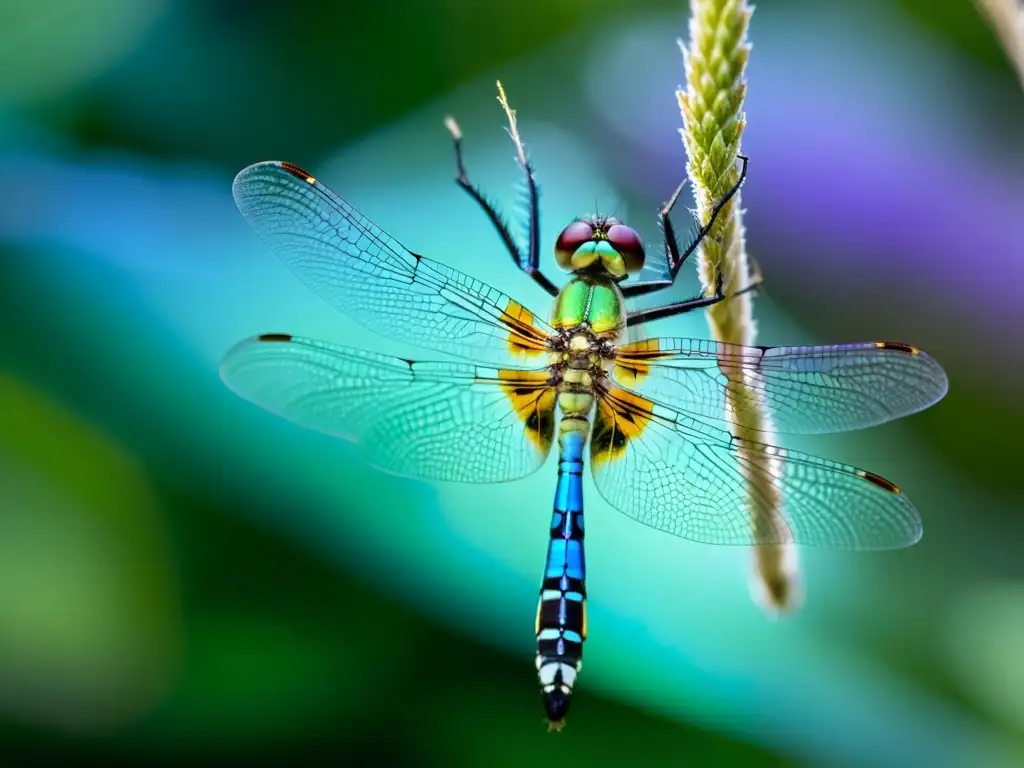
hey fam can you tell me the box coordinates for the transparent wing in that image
[221,334,556,482]
[612,338,947,435]
[233,161,553,367]
[590,384,922,549]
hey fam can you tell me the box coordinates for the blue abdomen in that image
[535,421,588,728]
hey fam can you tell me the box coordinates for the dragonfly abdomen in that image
[536,407,592,730]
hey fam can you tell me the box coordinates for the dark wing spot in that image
[278,162,316,184]
[874,341,920,355]
[859,470,901,494]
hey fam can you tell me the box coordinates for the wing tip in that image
[858,469,902,495]
[918,350,950,407]
[855,471,925,550]
[232,159,278,186]
[234,159,314,178]
[873,341,950,407]
[882,517,924,550]
[232,160,318,207]
[227,332,295,349]
[906,522,924,547]
[220,333,295,382]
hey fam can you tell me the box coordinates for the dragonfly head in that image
[554,216,645,279]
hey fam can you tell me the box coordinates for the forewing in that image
[590,383,922,549]
[221,334,556,482]
[612,338,947,435]
[233,161,553,367]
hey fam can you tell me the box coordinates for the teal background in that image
[2,0,1023,765]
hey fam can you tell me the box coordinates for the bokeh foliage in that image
[2,1,1023,765]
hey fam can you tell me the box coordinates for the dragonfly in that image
[221,83,948,730]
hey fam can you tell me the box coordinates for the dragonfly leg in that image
[625,263,763,327]
[444,109,559,297]
[744,252,766,297]
[621,155,749,300]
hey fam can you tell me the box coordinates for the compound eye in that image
[607,224,645,273]
[554,221,594,269]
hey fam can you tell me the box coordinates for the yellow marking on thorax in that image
[561,369,592,387]
[569,334,590,353]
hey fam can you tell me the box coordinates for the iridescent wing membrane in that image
[232,161,553,367]
[593,338,947,549]
[592,385,921,550]
[222,335,555,482]
[224,162,946,549]
[225,161,559,481]
[612,338,948,435]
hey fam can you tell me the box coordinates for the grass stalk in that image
[678,0,801,613]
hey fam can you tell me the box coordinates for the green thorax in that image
[550,273,626,337]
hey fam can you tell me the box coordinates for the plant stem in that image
[975,0,1024,88]
[678,0,801,613]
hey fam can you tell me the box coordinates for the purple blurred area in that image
[587,5,1024,389]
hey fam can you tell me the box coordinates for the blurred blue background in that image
[1,0,1023,764]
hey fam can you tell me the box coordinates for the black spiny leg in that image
[443,83,559,298]
[626,266,764,327]
[622,155,749,299]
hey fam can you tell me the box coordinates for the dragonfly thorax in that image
[550,274,627,342]
[550,329,605,378]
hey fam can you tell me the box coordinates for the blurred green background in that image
[2,0,1023,765]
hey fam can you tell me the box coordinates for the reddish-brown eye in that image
[554,221,594,269]
[607,224,646,273]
